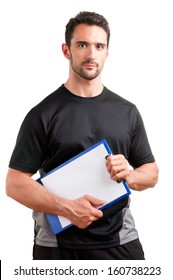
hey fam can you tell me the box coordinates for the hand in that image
[105,154,130,182]
[63,195,105,229]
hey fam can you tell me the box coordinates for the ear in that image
[62,43,71,60]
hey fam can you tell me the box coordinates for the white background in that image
[0,0,173,278]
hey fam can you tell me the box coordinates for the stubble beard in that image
[71,58,102,81]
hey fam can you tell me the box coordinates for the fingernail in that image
[105,155,110,160]
[117,179,122,183]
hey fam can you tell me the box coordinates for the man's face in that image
[68,24,109,80]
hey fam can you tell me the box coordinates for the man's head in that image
[65,11,110,48]
[62,11,110,81]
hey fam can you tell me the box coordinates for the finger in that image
[84,194,105,205]
[112,169,129,182]
[105,154,113,171]
[84,195,104,218]
[94,209,103,218]
[106,154,125,163]
[106,155,124,173]
[106,154,125,164]
[110,164,124,178]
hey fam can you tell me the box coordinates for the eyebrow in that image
[75,40,106,46]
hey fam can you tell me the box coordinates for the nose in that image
[85,45,96,60]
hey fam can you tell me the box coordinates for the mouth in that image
[83,63,98,70]
[84,64,96,69]
[82,61,98,68]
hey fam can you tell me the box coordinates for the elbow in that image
[5,176,14,198]
[5,169,18,200]
[6,176,22,204]
[150,163,159,188]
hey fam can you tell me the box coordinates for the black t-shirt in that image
[9,85,155,248]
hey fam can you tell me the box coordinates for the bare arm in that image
[5,168,104,228]
[106,155,159,191]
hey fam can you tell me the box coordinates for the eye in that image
[78,43,87,48]
[96,44,105,50]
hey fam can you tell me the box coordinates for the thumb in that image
[86,195,106,207]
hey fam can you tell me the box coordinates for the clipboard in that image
[37,139,131,234]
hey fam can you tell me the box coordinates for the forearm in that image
[5,168,65,215]
[106,155,159,191]
[125,162,159,191]
[6,168,104,229]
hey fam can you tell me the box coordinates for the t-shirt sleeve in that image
[9,108,48,174]
[128,106,155,168]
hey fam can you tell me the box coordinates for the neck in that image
[64,77,103,98]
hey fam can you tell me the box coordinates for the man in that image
[6,11,158,260]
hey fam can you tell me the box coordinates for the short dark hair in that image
[65,11,110,47]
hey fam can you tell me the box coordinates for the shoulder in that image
[104,87,135,107]
[25,84,68,119]
[34,84,66,111]
[104,87,140,116]
[20,85,66,129]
